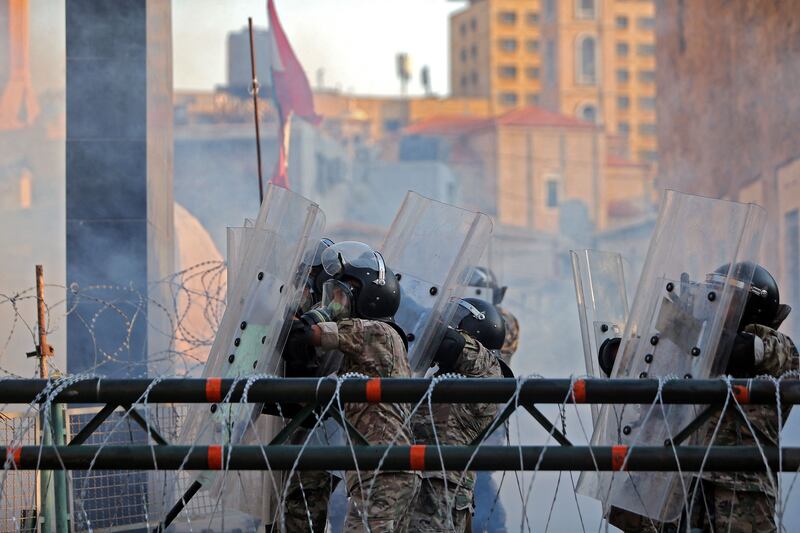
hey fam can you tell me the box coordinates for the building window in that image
[546,39,556,82]
[460,75,467,89]
[637,43,656,56]
[639,96,656,109]
[575,0,595,19]
[638,149,659,161]
[471,18,477,31]
[471,44,478,59]
[639,123,657,136]
[617,69,629,83]
[526,12,540,25]
[579,104,597,123]
[471,71,479,85]
[546,178,559,208]
[499,92,519,106]
[526,39,540,53]
[384,119,403,133]
[526,66,541,80]
[545,0,556,21]
[460,48,467,62]
[618,96,630,109]
[498,11,517,25]
[498,65,518,79]
[526,93,540,106]
[638,70,656,83]
[616,42,629,57]
[576,35,597,85]
[618,121,630,135]
[616,15,629,29]
[499,38,518,53]
[460,23,467,36]
[638,17,656,29]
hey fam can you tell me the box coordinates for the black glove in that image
[725,331,757,377]
[282,320,316,377]
[598,337,621,377]
[433,328,466,374]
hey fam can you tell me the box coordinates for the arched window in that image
[576,35,597,84]
[578,104,597,123]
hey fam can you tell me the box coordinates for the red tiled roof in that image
[404,115,492,135]
[607,154,649,168]
[404,106,595,136]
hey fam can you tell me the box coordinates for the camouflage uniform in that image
[409,332,503,532]
[608,324,798,533]
[317,318,420,532]
[498,307,519,365]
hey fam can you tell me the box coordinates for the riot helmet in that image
[320,241,401,320]
[450,297,506,350]
[465,266,507,306]
[710,262,780,329]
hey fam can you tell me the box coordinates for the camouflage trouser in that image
[344,473,420,533]
[283,470,340,532]
[408,477,471,532]
[688,485,776,533]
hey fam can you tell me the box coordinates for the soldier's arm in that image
[315,319,368,356]
[453,334,502,379]
[744,324,799,376]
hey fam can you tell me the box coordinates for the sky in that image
[171,0,464,96]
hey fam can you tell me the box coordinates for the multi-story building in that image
[451,0,543,110]
[399,107,652,233]
[449,0,657,164]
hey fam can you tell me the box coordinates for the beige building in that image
[403,107,651,232]
[450,0,657,164]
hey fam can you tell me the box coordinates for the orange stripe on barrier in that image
[572,379,586,403]
[208,445,223,470]
[732,384,750,404]
[206,378,223,403]
[410,445,426,470]
[6,447,21,466]
[366,379,382,403]
[611,445,628,471]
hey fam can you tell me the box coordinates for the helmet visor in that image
[320,279,355,321]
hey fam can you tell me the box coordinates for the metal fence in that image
[2,404,217,532]
[0,410,38,533]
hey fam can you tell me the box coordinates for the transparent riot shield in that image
[577,190,766,523]
[570,249,629,421]
[174,185,325,520]
[226,218,255,300]
[381,191,493,372]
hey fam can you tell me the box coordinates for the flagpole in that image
[248,16,265,205]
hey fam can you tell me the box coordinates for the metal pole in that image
[1,377,798,405]
[3,445,799,472]
[34,265,56,533]
[248,16,264,204]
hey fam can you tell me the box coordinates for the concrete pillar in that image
[66,0,173,377]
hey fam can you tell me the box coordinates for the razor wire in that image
[0,262,797,532]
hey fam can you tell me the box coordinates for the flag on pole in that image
[267,0,321,188]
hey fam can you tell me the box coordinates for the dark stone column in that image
[66,0,173,378]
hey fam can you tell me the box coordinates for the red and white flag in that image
[267,0,321,189]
